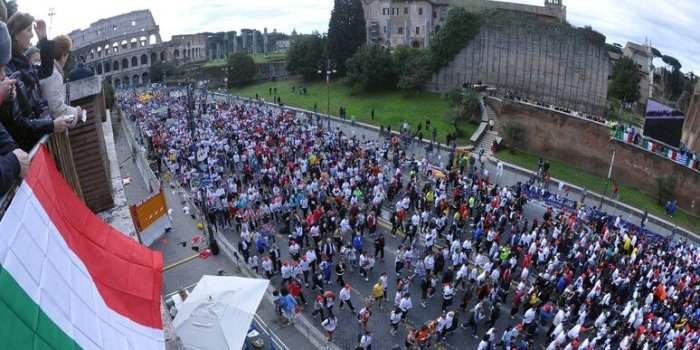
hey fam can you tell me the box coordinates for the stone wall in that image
[487,97,700,215]
[429,13,610,116]
[683,82,700,153]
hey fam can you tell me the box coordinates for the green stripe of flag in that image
[0,266,82,350]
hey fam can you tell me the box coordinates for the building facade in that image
[205,28,289,60]
[623,41,653,105]
[683,82,700,153]
[69,10,168,88]
[362,0,566,48]
[167,34,208,65]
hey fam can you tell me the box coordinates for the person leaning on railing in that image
[1,12,70,151]
[0,22,28,195]
[39,34,81,123]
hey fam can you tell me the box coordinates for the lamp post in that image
[598,142,617,210]
[318,59,336,130]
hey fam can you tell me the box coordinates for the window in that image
[404,7,408,15]
[113,25,117,31]
[416,26,420,35]
[418,7,423,15]
[382,8,387,15]
[131,21,136,26]
[383,26,386,33]
[398,27,403,35]
[433,11,437,18]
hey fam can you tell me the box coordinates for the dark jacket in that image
[2,39,55,150]
[68,63,95,82]
[0,122,20,195]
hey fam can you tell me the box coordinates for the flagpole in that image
[163,252,205,272]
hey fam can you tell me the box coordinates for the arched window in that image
[96,62,102,74]
[104,62,111,73]
[121,40,128,49]
[150,52,157,64]
[97,47,102,58]
[139,36,147,47]
[122,58,129,69]
[112,42,119,54]
[149,34,157,45]
[131,56,138,67]
[160,51,166,61]
[89,49,94,60]
[130,38,138,49]
[113,61,119,71]
[174,49,180,58]
[141,54,148,65]
[142,72,149,84]
[114,78,121,88]
[132,74,140,85]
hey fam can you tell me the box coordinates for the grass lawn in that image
[496,149,700,234]
[229,78,476,145]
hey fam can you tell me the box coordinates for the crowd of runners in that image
[120,87,700,350]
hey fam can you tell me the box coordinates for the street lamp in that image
[598,141,617,210]
[318,59,336,129]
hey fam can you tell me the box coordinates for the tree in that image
[429,7,480,71]
[396,50,433,93]
[504,122,527,150]
[608,57,641,103]
[327,0,366,76]
[150,62,176,83]
[392,47,433,93]
[346,45,396,91]
[661,55,682,70]
[286,33,326,81]
[444,88,481,137]
[226,53,256,87]
[102,80,115,110]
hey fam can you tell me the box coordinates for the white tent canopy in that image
[173,275,269,350]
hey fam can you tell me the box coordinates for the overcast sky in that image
[21,0,699,73]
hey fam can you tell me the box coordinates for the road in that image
[114,118,315,350]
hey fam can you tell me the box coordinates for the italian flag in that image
[668,149,678,160]
[0,146,164,349]
[644,140,656,152]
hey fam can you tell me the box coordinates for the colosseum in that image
[68,10,207,88]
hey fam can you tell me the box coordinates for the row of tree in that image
[608,47,697,113]
[286,6,479,94]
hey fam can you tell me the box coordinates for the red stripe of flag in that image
[25,146,164,329]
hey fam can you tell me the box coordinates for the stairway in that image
[476,130,498,157]
[485,103,498,121]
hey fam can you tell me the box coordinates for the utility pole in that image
[599,143,617,210]
[48,8,55,37]
[318,59,336,130]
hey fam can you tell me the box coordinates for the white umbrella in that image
[173,275,269,350]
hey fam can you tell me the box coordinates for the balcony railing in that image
[0,76,114,218]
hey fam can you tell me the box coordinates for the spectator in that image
[39,34,81,126]
[0,21,27,194]
[3,13,69,150]
[68,55,94,82]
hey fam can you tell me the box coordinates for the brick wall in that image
[488,97,700,215]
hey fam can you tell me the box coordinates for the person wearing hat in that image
[2,12,70,151]
[0,21,28,195]
[39,34,81,128]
